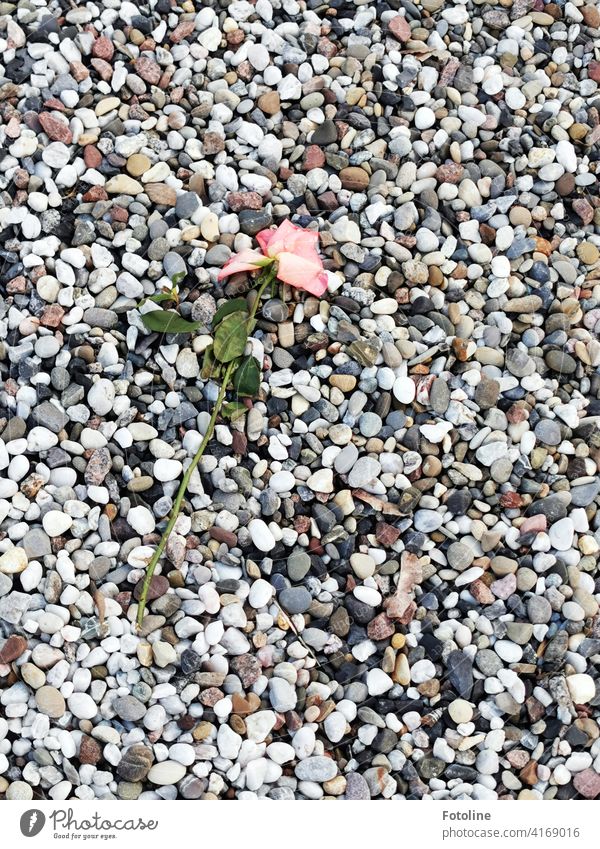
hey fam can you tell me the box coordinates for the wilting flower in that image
[218,219,328,296]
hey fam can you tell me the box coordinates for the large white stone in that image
[567,674,596,705]
[147,761,186,785]
[42,511,73,538]
[248,519,275,552]
[127,506,155,535]
[248,579,273,609]
[68,693,98,720]
[0,547,28,574]
[88,379,115,416]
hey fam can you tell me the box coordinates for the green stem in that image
[135,269,275,630]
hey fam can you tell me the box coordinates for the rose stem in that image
[135,269,275,630]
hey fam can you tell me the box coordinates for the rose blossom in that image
[217,220,328,296]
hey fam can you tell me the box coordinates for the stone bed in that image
[0,0,600,802]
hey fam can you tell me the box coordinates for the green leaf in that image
[200,345,220,380]
[212,298,248,328]
[233,355,261,397]
[170,271,186,286]
[150,292,176,304]
[141,310,202,334]
[222,401,247,422]
[138,290,177,307]
[213,311,249,363]
[251,257,275,268]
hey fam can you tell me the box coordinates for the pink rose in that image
[217,220,328,297]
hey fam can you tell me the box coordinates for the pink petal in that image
[287,226,321,261]
[256,221,326,294]
[258,220,322,262]
[301,271,328,297]
[256,227,278,255]
[257,219,299,258]
[217,249,266,280]
[276,252,328,296]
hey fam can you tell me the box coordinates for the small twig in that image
[90,581,108,636]
[272,597,320,667]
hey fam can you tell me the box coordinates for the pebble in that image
[448,700,473,725]
[279,587,312,614]
[295,758,338,782]
[114,696,147,722]
[68,693,98,720]
[35,686,65,719]
[147,762,186,786]
[248,519,276,552]
[567,675,596,705]
[0,548,28,575]
[127,507,155,535]
[248,579,273,609]
[42,511,73,538]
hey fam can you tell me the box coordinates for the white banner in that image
[3,800,592,849]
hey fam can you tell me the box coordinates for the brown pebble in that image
[209,527,238,546]
[127,154,151,176]
[35,685,65,718]
[574,769,600,799]
[339,166,369,191]
[0,635,27,663]
[79,736,102,765]
[144,183,177,206]
[257,92,281,115]
[133,575,170,601]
